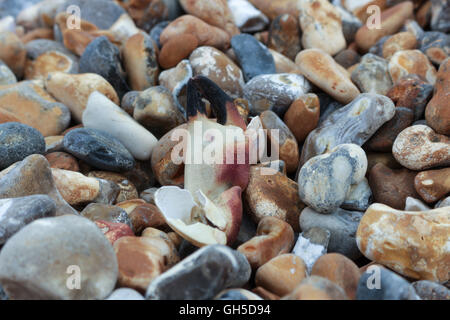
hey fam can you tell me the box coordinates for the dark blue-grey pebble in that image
[149,21,170,49]
[79,36,130,99]
[0,122,45,170]
[0,195,56,245]
[0,0,41,18]
[231,34,276,82]
[357,267,420,300]
[0,284,7,300]
[63,128,135,172]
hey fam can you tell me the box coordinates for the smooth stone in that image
[79,36,130,99]
[317,93,343,124]
[430,0,450,32]
[382,31,417,60]
[237,217,295,270]
[295,48,360,104]
[106,288,144,300]
[268,14,302,61]
[0,154,78,216]
[160,15,230,51]
[365,107,414,152]
[255,254,308,297]
[392,125,450,171]
[58,0,125,30]
[149,21,169,49]
[284,275,348,300]
[269,49,303,75]
[357,203,450,283]
[243,73,310,115]
[25,39,76,61]
[114,235,178,292]
[260,110,299,173]
[283,94,320,143]
[388,49,437,85]
[24,50,78,80]
[82,91,158,161]
[45,72,119,123]
[387,74,433,121]
[45,135,64,153]
[357,266,420,300]
[63,128,135,172]
[45,152,79,172]
[119,0,170,32]
[0,122,45,169]
[0,60,16,85]
[298,144,367,214]
[145,245,251,300]
[0,195,56,245]
[414,167,450,203]
[123,32,159,91]
[300,93,395,165]
[0,0,41,19]
[404,197,431,211]
[355,1,414,52]
[52,168,119,206]
[342,178,372,211]
[420,31,449,65]
[0,284,6,300]
[334,49,361,69]
[159,33,198,70]
[298,0,346,56]
[231,33,276,82]
[140,187,158,204]
[228,0,269,33]
[412,280,450,300]
[0,31,26,78]
[351,54,393,95]
[311,253,361,300]
[246,0,301,20]
[0,81,71,136]
[179,0,239,36]
[81,203,132,229]
[189,46,245,99]
[369,163,420,210]
[300,207,363,260]
[159,59,192,112]
[88,171,139,204]
[292,227,330,273]
[129,86,185,137]
[425,57,450,135]
[0,215,118,299]
[244,166,305,232]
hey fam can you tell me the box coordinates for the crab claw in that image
[188,75,247,130]
[155,76,257,246]
[155,186,242,246]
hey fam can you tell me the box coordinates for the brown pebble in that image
[283,94,320,144]
[414,167,450,203]
[368,162,420,210]
[311,253,361,300]
[255,254,307,296]
[45,152,79,172]
[159,33,198,69]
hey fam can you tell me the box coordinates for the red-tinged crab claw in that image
[155,76,262,247]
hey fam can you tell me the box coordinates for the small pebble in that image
[300,207,363,260]
[0,122,45,169]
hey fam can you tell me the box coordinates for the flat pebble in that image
[146,245,251,300]
[63,128,135,172]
